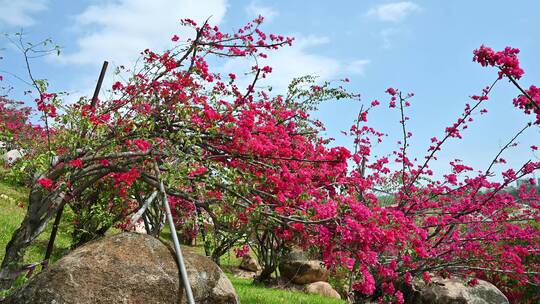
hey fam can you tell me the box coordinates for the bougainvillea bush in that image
[301,46,540,302]
[0,98,40,150]
[0,96,52,185]
[0,16,354,288]
[0,17,538,303]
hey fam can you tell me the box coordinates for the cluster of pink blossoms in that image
[473,45,524,79]
[474,45,540,123]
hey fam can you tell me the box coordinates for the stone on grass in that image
[239,254,261,272]
[279,252,329,284]
[410,277,509,304]
[5,232,239,304]
[2,149,24,166]
[304,281,341,299]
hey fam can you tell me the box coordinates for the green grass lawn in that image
[0,182,73,266]
[229,276,344,304]
[0,180,345,303]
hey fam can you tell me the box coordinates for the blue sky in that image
[1,0,539,179]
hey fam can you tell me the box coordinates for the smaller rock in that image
[3,149,24,166]
[411,277,509,304]
[230,267,258,279]
[279,259,329,284]
[305,281,341,299]
[239,255,261,272]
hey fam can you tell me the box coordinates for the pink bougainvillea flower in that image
[37,178,54,189]
[386,87,397,96]
[422,272,431,283]
[69,158,83,168]
[133,139,151,152]
[188,166,208,177]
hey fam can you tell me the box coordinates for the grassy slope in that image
[0,181,344,303]
[0,182,73,265]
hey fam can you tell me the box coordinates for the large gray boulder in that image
[5,233,239,304]
[410,277,509,304]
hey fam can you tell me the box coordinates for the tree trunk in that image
[143,204,165,237]
[255,264,277,283]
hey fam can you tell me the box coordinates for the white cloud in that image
[219,35,368,94]
[245,2,279,22]
[367,2,421,23]
[59,1,367,99]
[380,28,401,48]
[0,0,47,27]
[346,59,370,76]
[60,0,228,67]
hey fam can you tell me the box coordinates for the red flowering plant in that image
[294,47,539,303]
[0,98,38,151]
[0,36,62,186]
[0,17,355,288]
[0,96,52,186]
